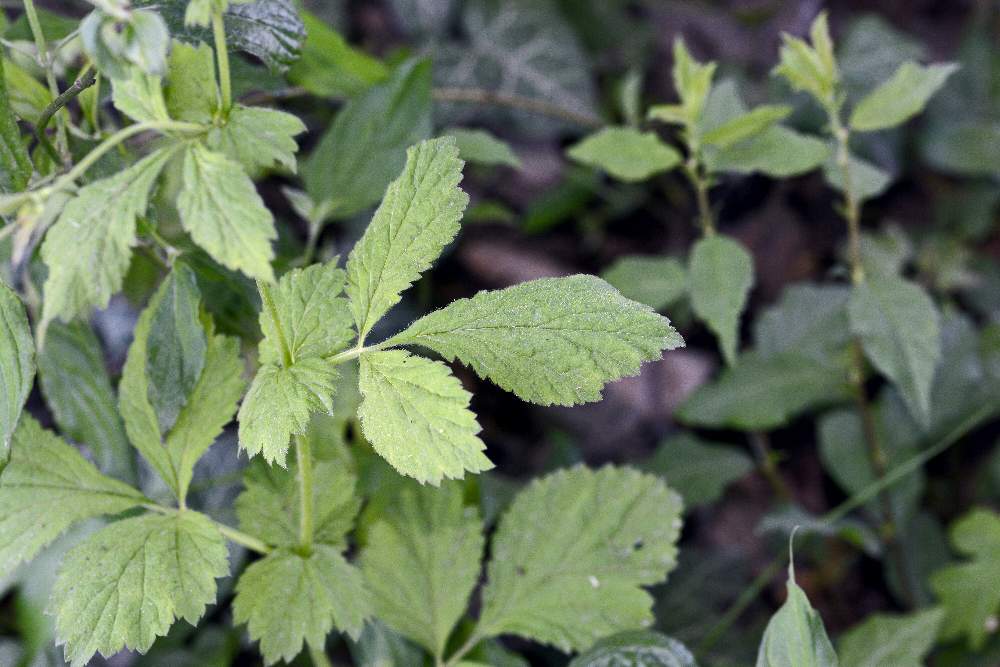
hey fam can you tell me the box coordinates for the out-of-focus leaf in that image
[601,255,687,312]
[837,608,944,667]
[568,127,681,182]
[288,9,387,98]
[0,279,33,461]
[388,0,458,37]
[755,559,838,667]
[445,128,521,168]
[568,630,698,667]
[645,433,752,510]
[0,58,30,193]
[822,151,892,202]
[688,235,754,365]
[348,619,425,667]
[754,284,850,362]
[849,62,957,132]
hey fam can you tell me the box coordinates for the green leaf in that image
[345,136,468,340]
[348,619,425,667]
[388,275,683,406]
[688,234,754,365]
[446,127,521,168]
[702,105,791,148]
[36,321,133,480]
[753,284,851,361]
[358,349,491,484]
[0,416,146,577]
[677,352,852,430]
[237,358,339,466]
[920,122,1000,177]
[177,143,276,281]
[288,9,388,97]
[236,455,360,549]
[645,433,753,510]
[837,608,944,667]
[360,482,484,656]
[706,125,829,178]
[233,546,371,665]
[567,127,681,182]
[671,39,716,127]
[0,279,32,458]
[52,511,229,666]
[0,58,31,193]
[257,260,353,367]
[822,151,892,202]
[4,57,53,124]
[930,508,1000,650]
[848,274,941,427]
[80,8,169,80]
[40,146,176,330]
[478,466,683,652]
[206,105,306,174]
[849,62,958,131]
[755,561,838,667]
[774,12,839,106]
[601,255,687,312]
[145,263,207,435]
[164,40,219,123]
[111,68,169,122]
[302,59,432,219]
[568,630,698,667]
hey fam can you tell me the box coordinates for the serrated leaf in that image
[237,357,338,466]
[357,350,491,484]
[702,105,791,148]
[568,630,698,667]
[706,125,829,177]
[80,8,169,80]
[52,511,229,666]
[346,136,467,340]
[0,57,31,193]
[139,0,305,72]
[850,62,958,131]
[177,143,276,281]
[753,284,851,361]
[111,68,169,122]
[145,263,207,435]
[601,255,687,312]
[822,151,892,202]
[236,455,360,549]
[446,127,521,168]
[36,321,133,480]
[755,562,838,667]
[288,9,388,97]
[567,127,681,182]
[848,274,941,427]
[837,608,944,667]
[40,146,175,330]
[0,416,146,577]
[774,12,839,106]
[0,279,32,458]
[257,260,353,367]
[388,275,683,406]
[164,40,220,123]
[302,59,432,219]
[930,508,1000,650]
[360,481,484,656]
[233,546,371,664]
[677,352,852,430]
[207,105,306,174]
[478,466,683,652]
[645,433,753,509]
[688,234,754,365]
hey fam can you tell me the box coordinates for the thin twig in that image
[35,67,97,163]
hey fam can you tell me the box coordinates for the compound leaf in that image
[360,482,484,656]
[0,279,32,458]
[357,349,491,484]
[929,509,1000,649]
[40,146,176,330]
[850,62,958,132]
[0,416,146,577]
[177,143,276,282]
[688,235,754,365]
[567,127,681,182]
[388,275,683,407]
[207,104,306,174]
[478,466,683,652]
[346,136,467,340]
[233,546,371,665]
[52,511,229,666]
[848,274,941,427]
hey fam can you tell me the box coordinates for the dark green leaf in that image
[569,630,698,667]
[601,255,687,312]
[645,433,753,510]
[0,279,33,460]
[288,9,388,97]
[755,561,838,666]
[0,58,30,193]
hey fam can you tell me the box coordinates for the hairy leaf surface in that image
[0,279,32,457]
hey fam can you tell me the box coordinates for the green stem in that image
[443,630,483,667]
[257,280,292,367]
[326,339,394,365]
[682,156,715,236]
[211,8,232,113]
[296,434,314,554]
[22,0,68,161]
[35,67,97,163]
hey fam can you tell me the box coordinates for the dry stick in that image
[35,68,97,164]
[829,111,917,608]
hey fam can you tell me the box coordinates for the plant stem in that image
[829,109,915,607]
[443,630,483,667]
[432,87,602,129]
[296,434,314,554]
[683,158,715,236]
[35,67,97,163]
[326,339,394,365]
[22,0,68,162]
[211,8,232,113]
